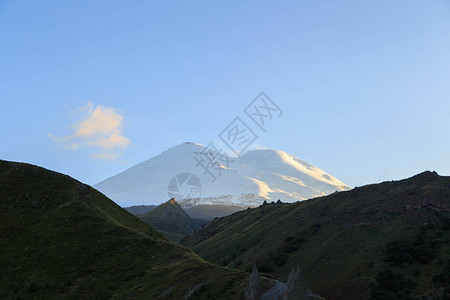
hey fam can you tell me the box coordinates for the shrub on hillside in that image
[370,270,416,300]
[440,215,450,230]
[385,232,436,265]
[284,235,306,252]
[432,262,450,286]
[271,252,289,267]
[385,241,414,265]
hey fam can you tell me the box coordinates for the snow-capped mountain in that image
[94,142,350,207]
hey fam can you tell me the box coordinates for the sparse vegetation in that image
[272,252,289,267]
[370,270,416,300]
[284,234,307,252]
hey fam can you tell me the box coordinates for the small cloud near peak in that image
[49,102,130,160]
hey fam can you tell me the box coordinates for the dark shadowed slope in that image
[182,203,250,220]
[182,171,450,300]
[0,160,248,299]
[139,198,208,242]
[124,205,156,215]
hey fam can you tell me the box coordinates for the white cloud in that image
[86,133,130,149]
[49,102,130,160]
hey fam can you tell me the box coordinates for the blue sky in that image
[1,0,449,188]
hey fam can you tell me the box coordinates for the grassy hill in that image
[139,199,208,242]
[182,171,450,300]
[0,160,251,299]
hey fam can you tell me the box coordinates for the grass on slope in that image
[0,160,249,299]
[182,171,450,300]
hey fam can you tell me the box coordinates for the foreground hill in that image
[182,171,450,300]
[139,199,208,242]
[0,160,250,299]
[94,142,350,209]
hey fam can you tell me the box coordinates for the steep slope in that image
[235,149,349,200]
[94,142,350,208]
[139,198,208,242]
[182,171,450,300]
[0,160,251,299]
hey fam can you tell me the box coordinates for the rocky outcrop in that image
[255,266,317,300]
[281,267,310,300]
[245,265,263,300]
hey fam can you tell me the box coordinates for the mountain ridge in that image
[182,170,450,300]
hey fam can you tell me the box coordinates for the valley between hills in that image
[1,159,449,299]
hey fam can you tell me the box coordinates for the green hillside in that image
[139,199,208,242]
[0,160,249,299]
[182,171,450,300]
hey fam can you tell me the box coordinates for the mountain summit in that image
[94,142,350,208]
[139,198,208,242]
